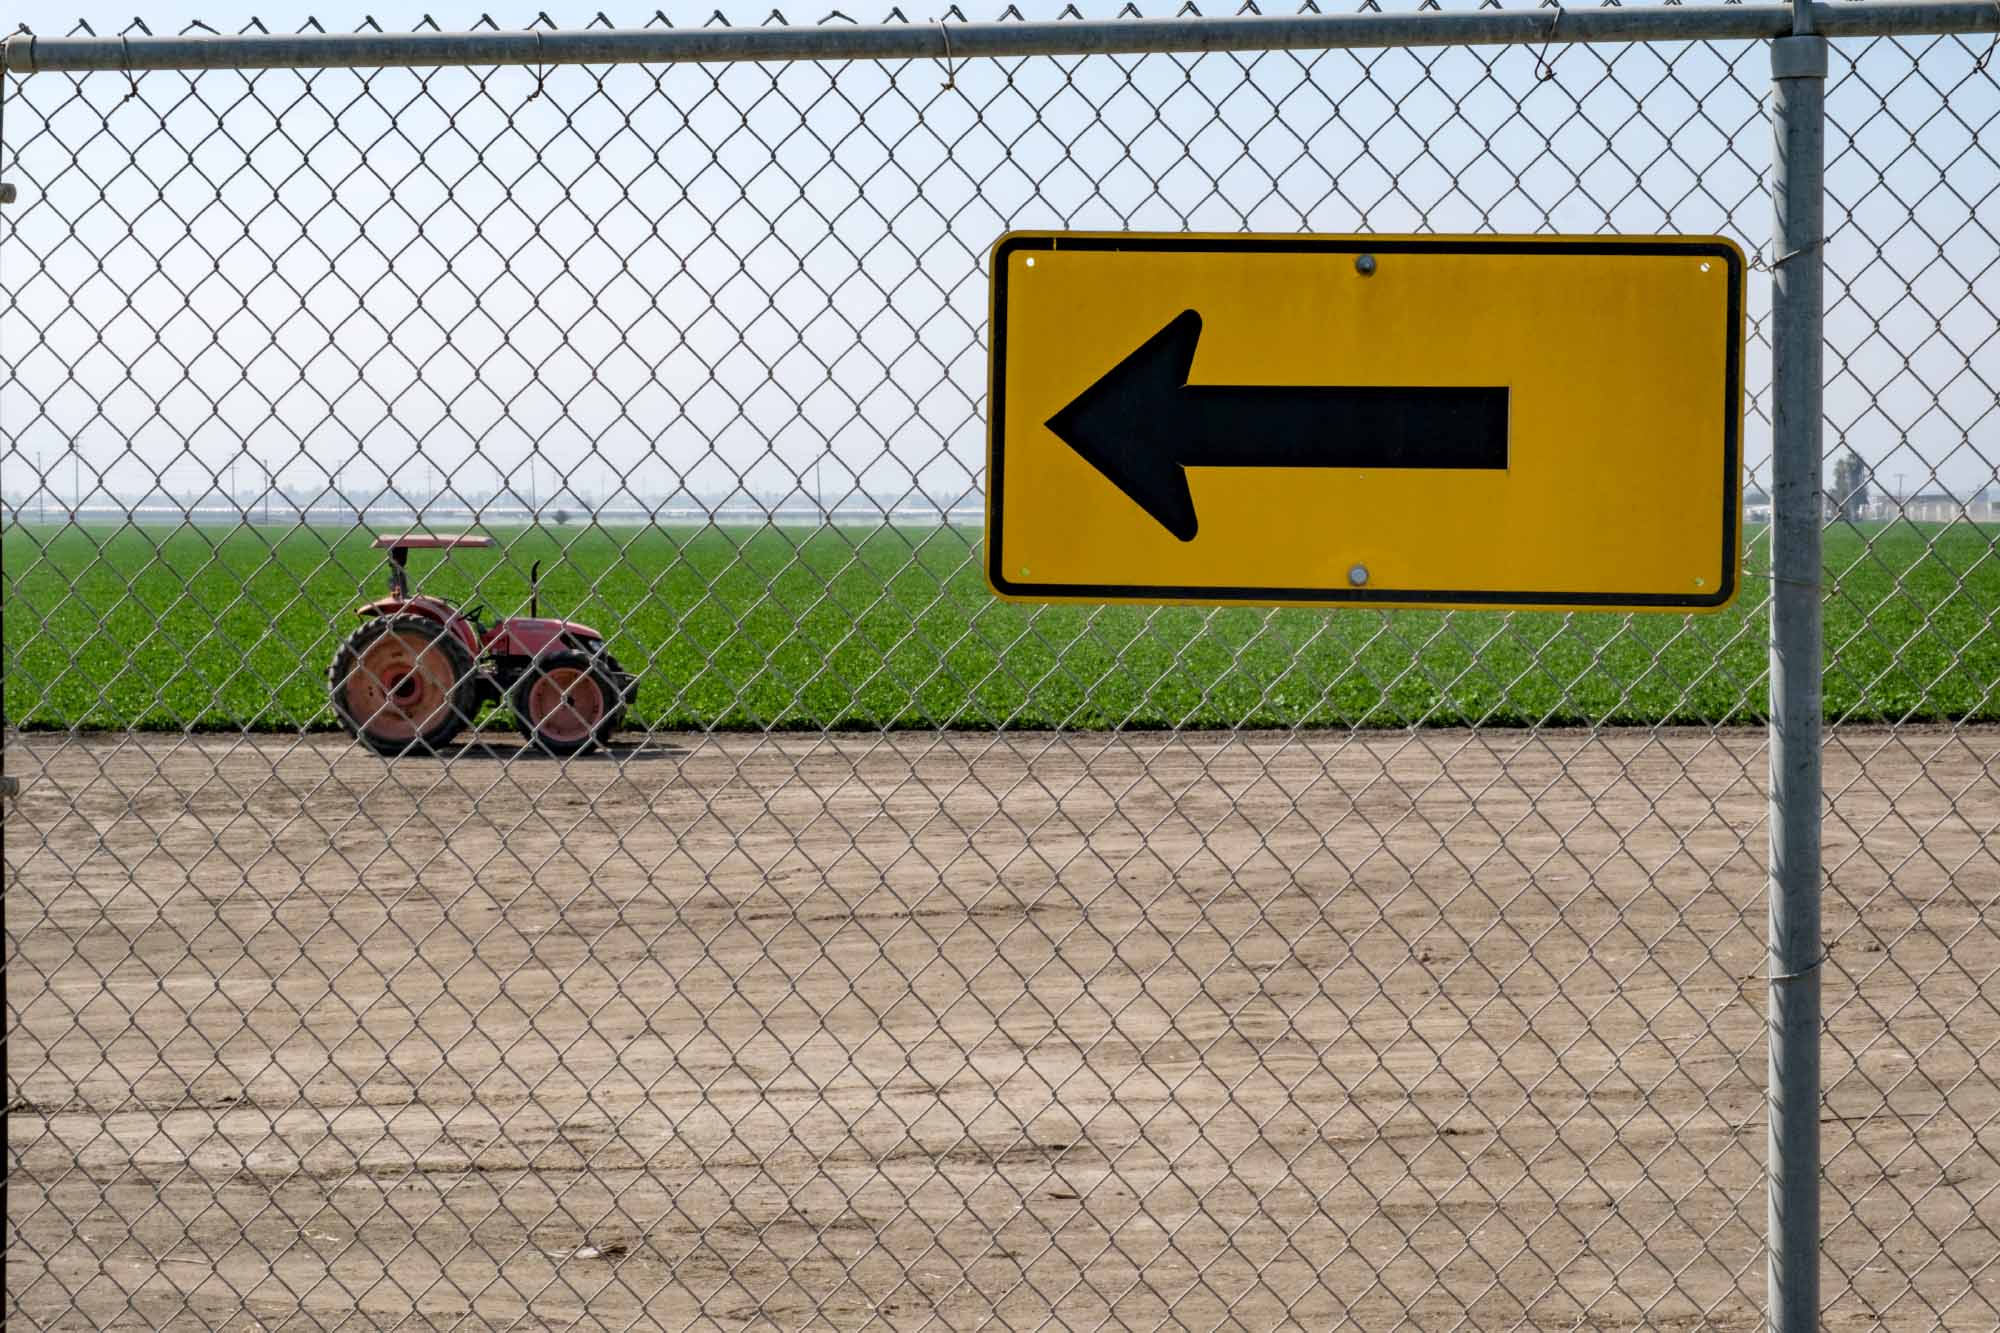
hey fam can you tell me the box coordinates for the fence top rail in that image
[2,2,1996,74]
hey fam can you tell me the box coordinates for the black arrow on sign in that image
[1044,309,1510,542]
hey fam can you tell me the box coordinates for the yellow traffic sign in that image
[985,233,1745,611]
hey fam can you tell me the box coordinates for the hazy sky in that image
[3,2,1996,510]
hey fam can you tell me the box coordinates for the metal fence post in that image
[1767,19,1827,1333]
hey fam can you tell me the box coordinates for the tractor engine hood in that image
[490,617,608,658]
[514,616,604,639]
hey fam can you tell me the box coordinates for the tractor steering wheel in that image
[462,604,488,630]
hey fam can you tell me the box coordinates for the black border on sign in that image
[986,233,1745,609]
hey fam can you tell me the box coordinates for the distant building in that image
[1867,492,1999,524]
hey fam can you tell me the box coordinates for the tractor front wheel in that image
[329,615,478,756]
[511,652,621,757]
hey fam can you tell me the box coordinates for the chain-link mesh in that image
[4,4,1997,1328]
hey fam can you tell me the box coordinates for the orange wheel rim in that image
[346,631,454,740]
[529,668,603,745]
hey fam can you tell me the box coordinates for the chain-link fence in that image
[4,4,1998,1328]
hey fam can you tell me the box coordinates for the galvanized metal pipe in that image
[2,1,1997,73]
[1766,29,1827,1333]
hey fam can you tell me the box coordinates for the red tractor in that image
[328,535,635,757]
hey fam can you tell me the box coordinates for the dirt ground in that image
[6,725,1998,1329]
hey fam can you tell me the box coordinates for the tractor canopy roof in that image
[373,534,494,551]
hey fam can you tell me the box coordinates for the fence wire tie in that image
[1977,1,1999,71]
[526,31,546,100]
[935,18,958,90]
[1754,238,1821,271]
[119,36,138,101]
[1767,953,1828,984]
[1535,4,1563,82]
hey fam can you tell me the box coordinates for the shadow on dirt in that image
[436,737,690,763]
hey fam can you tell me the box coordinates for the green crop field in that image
[3,520,1996,731]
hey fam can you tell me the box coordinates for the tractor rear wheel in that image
[511,652,620,757]
[329,615,479,756]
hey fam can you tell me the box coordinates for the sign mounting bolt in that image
[1355,254,1376,276]
[1348,564,1370,587]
